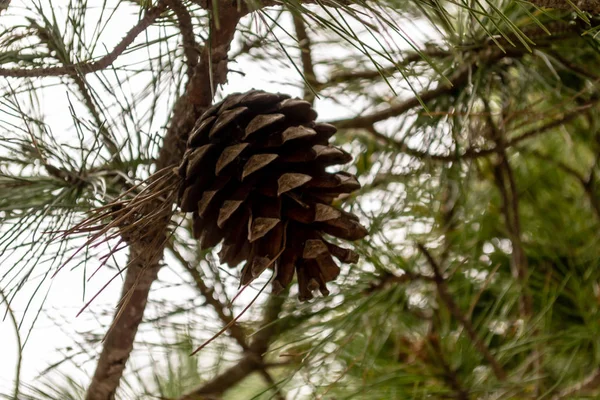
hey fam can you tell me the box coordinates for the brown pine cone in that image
[177,90,367,300]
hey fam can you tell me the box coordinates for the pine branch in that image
[484,99,533,317]
[349,100,597,163]
[526,148,600,220]
[85,3,247,398]
[166,0,200,76]
[178,294,287,400]
[0,1,169,78]
[0,287,22,400]
[168,243,249,350]
[329,24,583,134]
[363,270,436,294]
[417,244,508,381]
[292,14,318,104]
[528,0,600,13]
[27,18,123,162]
[427,330,470,400]
[330,48,527,130]
[257,369,286,400]
[553,368,600,399]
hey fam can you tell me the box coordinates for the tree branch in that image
[27,18,122,163]
[330,48,525,130]
[292,14,318,105]
[0,1,169,78]
[168,243,249,350]
[179,294,287,400]
[351,100,596,163]
[417,244,507,381]
[427,330,470,400]
[553,368,600,399]
[166,0,200,76]
[528,0,600,13]
[85,3,247,399]
[526,148,600,220]
[484,99,533,317]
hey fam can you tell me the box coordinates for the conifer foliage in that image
[1,1,600,400]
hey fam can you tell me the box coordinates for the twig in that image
[165,0,200,76]
[492,151,531,314]
[332,63,474,130]
[320,22,578,92]
[0,0,167,78]
[528,0,600,13]
[526,148,600,220]
[485,95,540,394]
[427,330,470,400]
[363,270,435,294]
[178,294,287,400]
[27,18,122,163]
[292,13,318,105]
[0,1,169,78]
[552,368,600,399]
[168,243,249,350]
[331,48,526,130]
[0,287,22,400]
[257,369,286,400]
[353,100,596,163]
[417,244,507,381]
[321,49,450,87]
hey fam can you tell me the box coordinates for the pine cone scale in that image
[177,90,367,300]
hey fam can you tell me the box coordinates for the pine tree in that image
[1,1,600,399]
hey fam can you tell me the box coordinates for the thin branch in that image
[417,244,507,381]
[486,104,532,317]
[321,21,577,91]
[356,100,596,163]
[292,13,318,104]
[527,0,600,13]
[0,1,169,78]
[527,148,600,220]
[332,65,472,130]
[363,270,435,295]
[178,294,287,400]
[427,330,470,400]
[165,0,200,76]
[330,48,526,130]
[27,18,123,162]
[168,243,249,350]
[0,287,22,400]
[257,369,286,400]
[553,368,600,399]
[319,48,450,89]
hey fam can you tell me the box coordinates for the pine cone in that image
[177,90,367,300]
